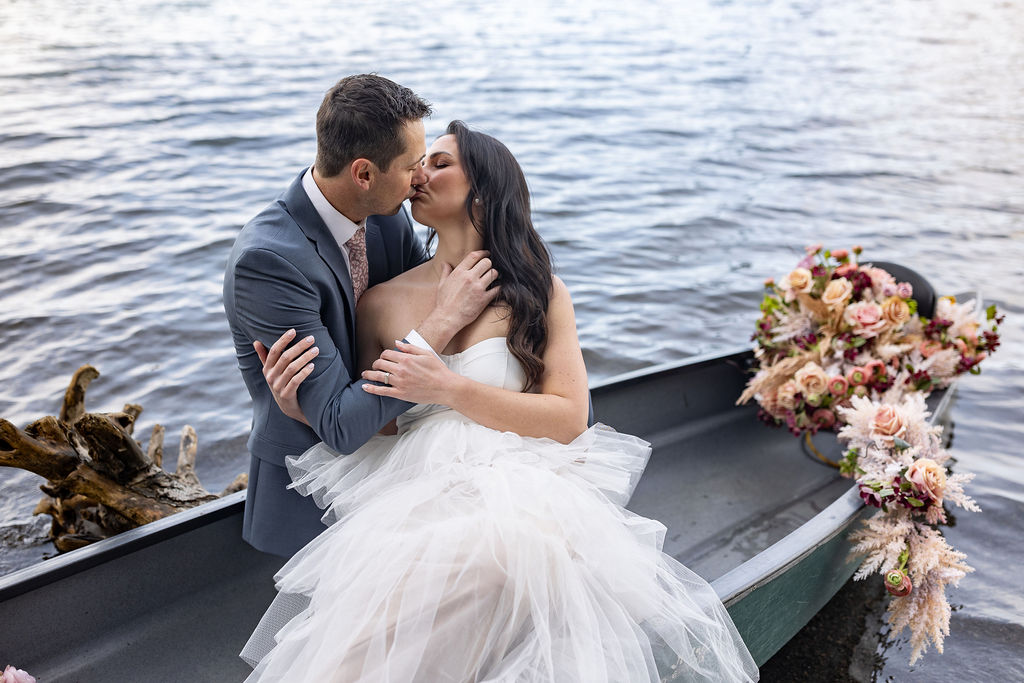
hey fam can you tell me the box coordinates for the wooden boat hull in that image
[0,347,955,679]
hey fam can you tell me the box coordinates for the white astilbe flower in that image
[886,523,973,664]
[849,510,915,580]
[934,297,980,340]
[943,472,981,512]
[875,342,914,362]
[770,309,815,343]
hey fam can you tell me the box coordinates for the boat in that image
[0,269,952,681]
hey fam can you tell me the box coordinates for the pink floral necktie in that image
[345,225,368,304]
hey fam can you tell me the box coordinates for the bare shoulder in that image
[549,274,571,300]
[548,274,576,313]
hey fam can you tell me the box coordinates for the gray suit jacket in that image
[223,168,427,556]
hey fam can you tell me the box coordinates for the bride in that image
[240,121,758,682]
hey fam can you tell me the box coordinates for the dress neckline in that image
[440,336,507,358]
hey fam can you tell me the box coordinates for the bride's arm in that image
[363,277,589,444]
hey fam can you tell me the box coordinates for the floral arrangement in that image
[738,245,1003,663]
[1,666,35,683]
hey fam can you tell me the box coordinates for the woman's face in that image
[409,134,473,228]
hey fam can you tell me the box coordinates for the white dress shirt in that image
[302,166,364,275]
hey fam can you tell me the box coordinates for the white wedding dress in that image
[240,337,758,682]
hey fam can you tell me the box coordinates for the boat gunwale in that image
[0,345,957,617]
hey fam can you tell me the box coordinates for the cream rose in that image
[881,296,911,327]
[822,277,853,310]
[794,362,829,397]
[782,267,812,294]
[871,404,907,441]
[777,381,799,411]
[905,458,947,502]
[843,301,887,338]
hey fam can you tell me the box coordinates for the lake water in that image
[1,0,1021,678]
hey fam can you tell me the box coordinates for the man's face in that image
[367,119,427,216]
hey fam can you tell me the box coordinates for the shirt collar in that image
[302,166,363,248]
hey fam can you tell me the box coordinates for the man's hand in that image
[361,341,462,406]
[417,251,500,350]
[254,329,319,426]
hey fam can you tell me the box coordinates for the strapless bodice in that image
[396,337,527,431]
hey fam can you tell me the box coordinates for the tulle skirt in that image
[240,414,758,682]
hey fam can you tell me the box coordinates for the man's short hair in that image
[315,74,432,177]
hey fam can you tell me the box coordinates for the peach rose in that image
[835,263,858,278]
[777,381,800,411]
[831,248,849,260]
[822,277,853,310]
[795,362,829,396]
[782,267,813,295]
[905,458,947,502]
[871,404,907,441]
[843,301,887,338]
[881,296,911,327]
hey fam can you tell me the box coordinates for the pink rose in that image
[953,338,968,354]
[2,667,36,683]
[811,408,836,429]
[871,404,907,441]
[897,282,913,299]
[861,265,896,297]
[906,458,947,502]
[843,301,887,338]
[831,248,849,260]
[828,375,849,396]
[795,362,829,396]
[821,277,853,310]
[846,366,869,386]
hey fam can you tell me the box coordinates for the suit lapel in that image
[282,170,357,361]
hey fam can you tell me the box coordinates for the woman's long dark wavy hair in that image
[427,120,553,391]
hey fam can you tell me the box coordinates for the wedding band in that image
[383,372,391,386]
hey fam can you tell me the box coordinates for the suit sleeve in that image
[231,247,410,454]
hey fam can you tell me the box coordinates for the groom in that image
[223,75,497,557]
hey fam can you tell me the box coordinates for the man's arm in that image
[232,247,409,454]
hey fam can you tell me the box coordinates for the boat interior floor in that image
[626,404,853,583]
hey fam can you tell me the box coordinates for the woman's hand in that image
[361,341,461,406]
[253,329,319,426]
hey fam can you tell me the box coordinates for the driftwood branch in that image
[0,365,247,552]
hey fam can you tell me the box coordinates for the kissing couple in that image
[224,74,757,682]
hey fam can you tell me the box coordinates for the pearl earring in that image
[473,197,482,205]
